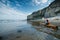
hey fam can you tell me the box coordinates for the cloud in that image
[32,0,48,5]
[35,0,41,4]
[15,1,21,7]
[0,1,28,20]
[1,0,7,3]
[33,0,41,5]
[41,0,48,3]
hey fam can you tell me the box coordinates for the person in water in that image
[45,19,58,30]
[45,19,50,25]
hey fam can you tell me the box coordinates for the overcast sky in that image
[0,0,54,20]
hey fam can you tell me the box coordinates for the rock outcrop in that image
[27,0,60,20]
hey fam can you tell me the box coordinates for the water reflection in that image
[27,21,40,26]
[0,20,59,40]
[27,21,60,39]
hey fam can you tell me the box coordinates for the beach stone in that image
[17,30,22,33]
[0,36,3,40]
[16,36,21,38]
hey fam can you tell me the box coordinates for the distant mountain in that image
[27,0,60,20]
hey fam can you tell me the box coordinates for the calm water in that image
[0,20,59,40]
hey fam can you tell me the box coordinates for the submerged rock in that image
[0,36,3,40]
[17,30,22,33]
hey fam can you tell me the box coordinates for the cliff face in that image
[27,0,60,20]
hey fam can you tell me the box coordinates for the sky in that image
[0,0,54,20]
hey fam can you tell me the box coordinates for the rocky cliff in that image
[27,0,60,20]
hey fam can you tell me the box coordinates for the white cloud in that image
[41,0,48,3]
[35,0,41,4]
[33,0,41,5]
[16,3,21,7]
[15,1,21,7]
[0,1,28,20]
[32,0,48,5]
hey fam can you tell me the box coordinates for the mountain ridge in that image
[27,0,60,20]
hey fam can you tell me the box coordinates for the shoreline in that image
[27,19,60,39]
